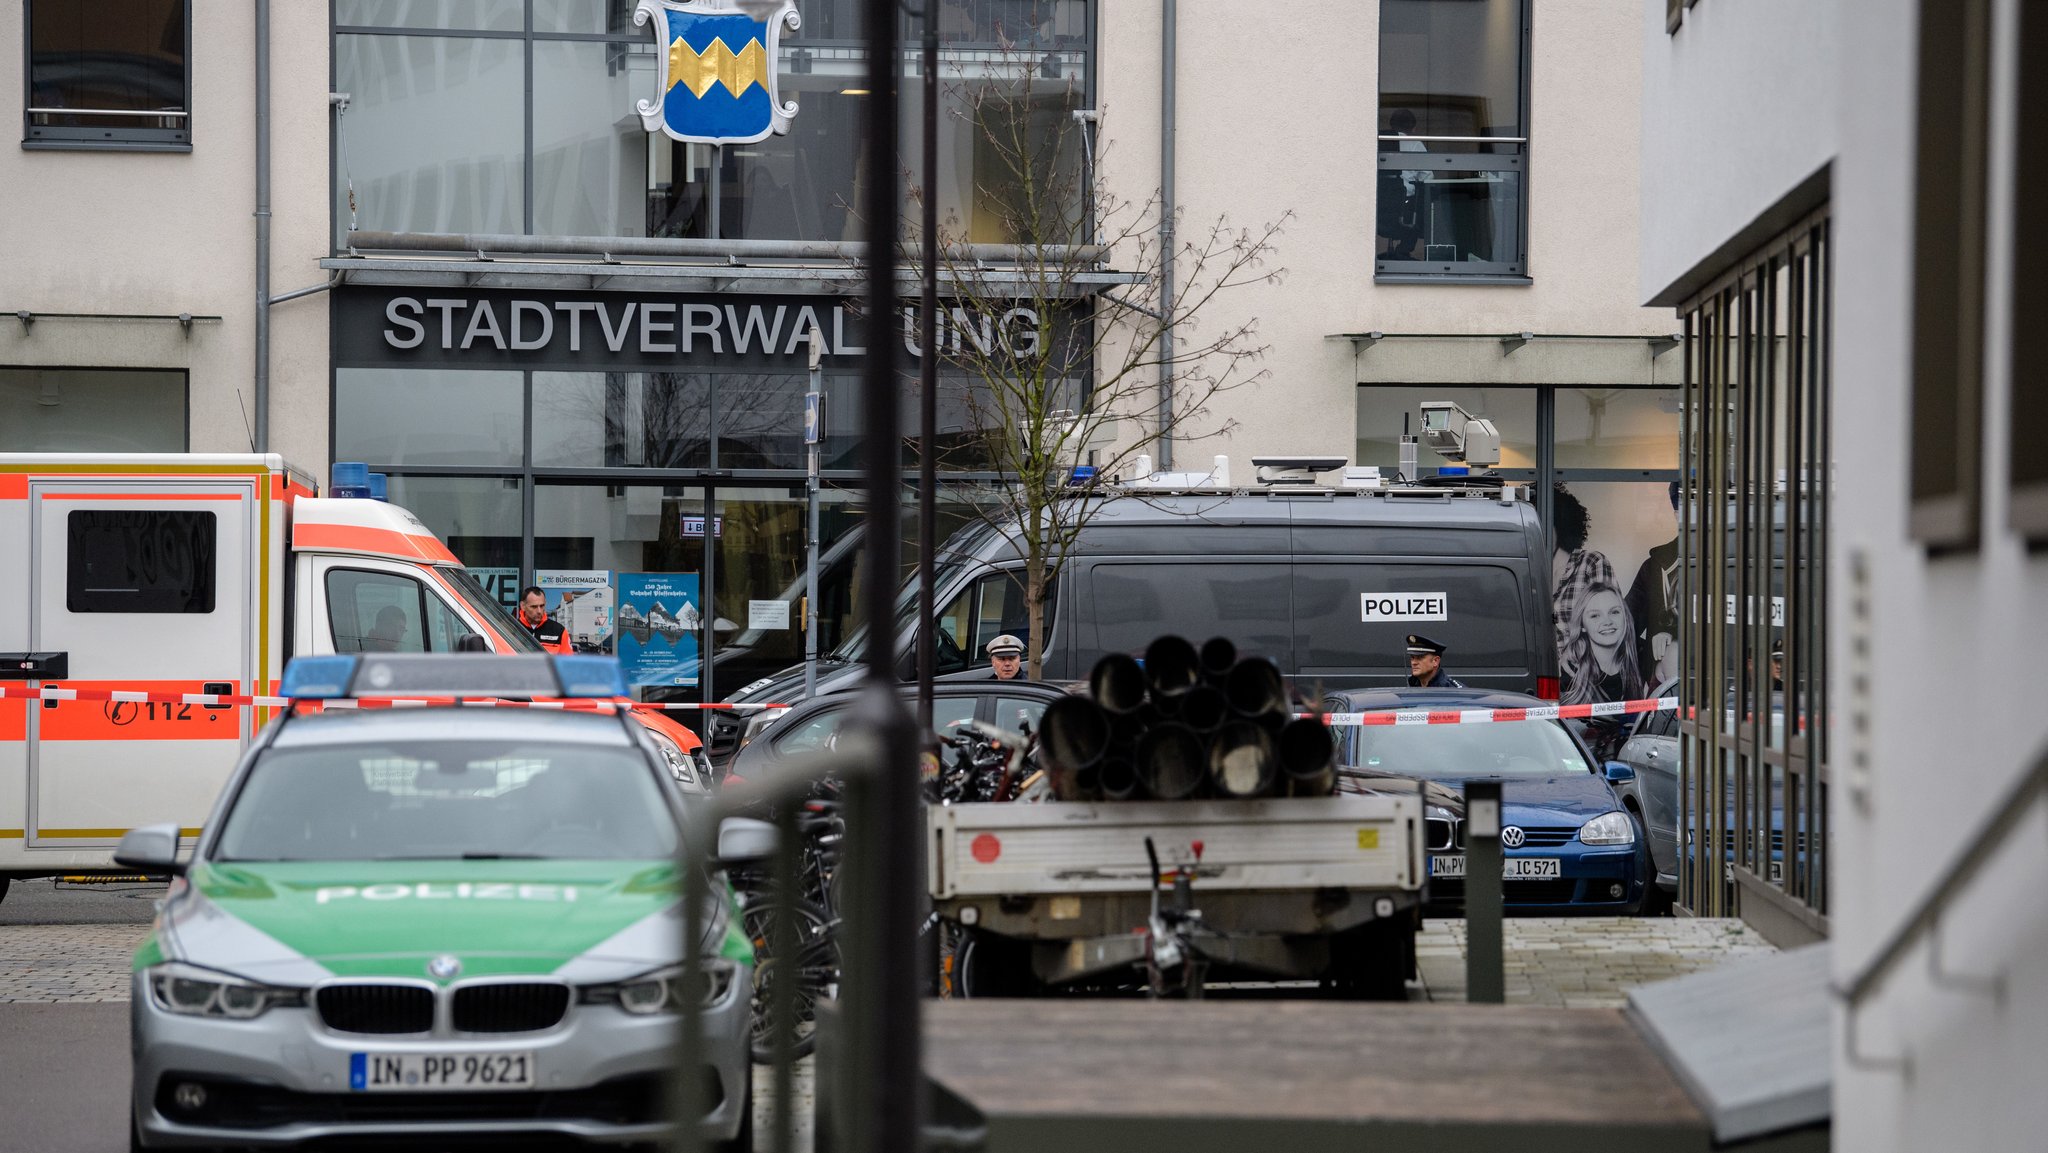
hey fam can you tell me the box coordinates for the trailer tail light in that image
[1536,675,1560,700]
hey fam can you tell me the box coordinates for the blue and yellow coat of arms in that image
[634,0,800,146]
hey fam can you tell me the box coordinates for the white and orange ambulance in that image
[0,454,706,900]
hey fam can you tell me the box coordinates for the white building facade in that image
[4,2,1687,721]
[0,2,332,469]
[1102,0,1687,702]
[1644,0,2047,1148]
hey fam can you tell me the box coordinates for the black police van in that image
[705,474,1559,764]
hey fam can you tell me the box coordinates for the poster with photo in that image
[1551,481,1682,707]
[538,569,614,654]
[615,573,701,687]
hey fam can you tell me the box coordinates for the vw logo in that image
[1500,826,1526,848]
[427,955,462,980]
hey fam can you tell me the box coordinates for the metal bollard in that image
[1463,779,1504,1004]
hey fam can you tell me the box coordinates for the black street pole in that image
[1464,778,1505,1004]
[843,2,921,1152]
[916,2,938,735]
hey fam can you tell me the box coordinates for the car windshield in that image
[214,739,677,862]
[443,568,543,653]
[1341,720,1590,780]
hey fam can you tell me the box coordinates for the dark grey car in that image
[1612,681,1682,911]
[726,681,1067,780]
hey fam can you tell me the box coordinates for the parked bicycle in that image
[734,791,844,1063]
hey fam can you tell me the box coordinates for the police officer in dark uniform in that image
[985,634,1026,680]
[1405,634,1465,688]
[516,585,571,654]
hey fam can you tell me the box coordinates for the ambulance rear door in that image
[26,479,256,854]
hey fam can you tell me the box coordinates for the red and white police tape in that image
[0,684,790,712]
[1305,696,1679,727]
[1,683,1679,725]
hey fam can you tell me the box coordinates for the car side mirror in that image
[112,823,187,875]
[455,633,491,653]
[716,817,778,864]
[1604,761,1637,784]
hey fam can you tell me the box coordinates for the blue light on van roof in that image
[281,655,359,698]
[368,472,388,501]
[331,461,372,499]
[554,655,628,698]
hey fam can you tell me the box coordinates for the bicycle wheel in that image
[743,896,838,1064]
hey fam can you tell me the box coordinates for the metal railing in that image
[339,229,1109,267]
[1836,747,2045,1008]
[1376,134,1526,143]
[26,107,187,118]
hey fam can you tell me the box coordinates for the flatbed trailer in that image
[928,794,1425,997]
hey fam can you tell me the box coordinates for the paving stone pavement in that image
[5,916,1781,1011]
[0,923,147,1002]
[1,914,1767,1150]
[1412,916,1779,1007]
[0,918,818,1149]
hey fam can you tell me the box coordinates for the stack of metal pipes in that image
[1037,635,1336,801]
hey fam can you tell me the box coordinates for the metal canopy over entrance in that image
[320,232,1142,298]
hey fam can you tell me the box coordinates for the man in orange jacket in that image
[516,585,572,654]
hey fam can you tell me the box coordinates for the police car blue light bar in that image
[553,655,629,698]
[278,653,629,701]
[280,655,359,699]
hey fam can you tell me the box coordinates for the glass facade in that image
[333,1,1089,245]
[1676,210,1831,929]
[329,2,1096,718]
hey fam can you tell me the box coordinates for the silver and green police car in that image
[115,653,760,1150]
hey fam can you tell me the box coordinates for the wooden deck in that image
[918,999,1716,1153]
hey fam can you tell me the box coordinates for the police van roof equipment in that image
[1419,400,1502,467]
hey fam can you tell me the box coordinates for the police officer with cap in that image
[985,634,1026,680]
[1405,634,1464,688]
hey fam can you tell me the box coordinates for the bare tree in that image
[904,51,1288,679]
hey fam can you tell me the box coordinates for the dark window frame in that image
[1676,208,1831,934]
[1373,0,1533,282]
[1907,0,1992,550]
[22,0,193,152]
[2010,0,2048,541]
[0,365,191,451]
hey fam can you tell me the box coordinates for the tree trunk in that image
[1026,505,1047,681]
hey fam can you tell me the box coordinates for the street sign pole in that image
[804,328,823,699]
[916,0,939,738]
[842,2,921,1147]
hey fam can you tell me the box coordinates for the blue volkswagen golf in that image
[1325,688,1651,915]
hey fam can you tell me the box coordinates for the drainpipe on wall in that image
[253,0,272,453]
[1156,0,1177,471]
